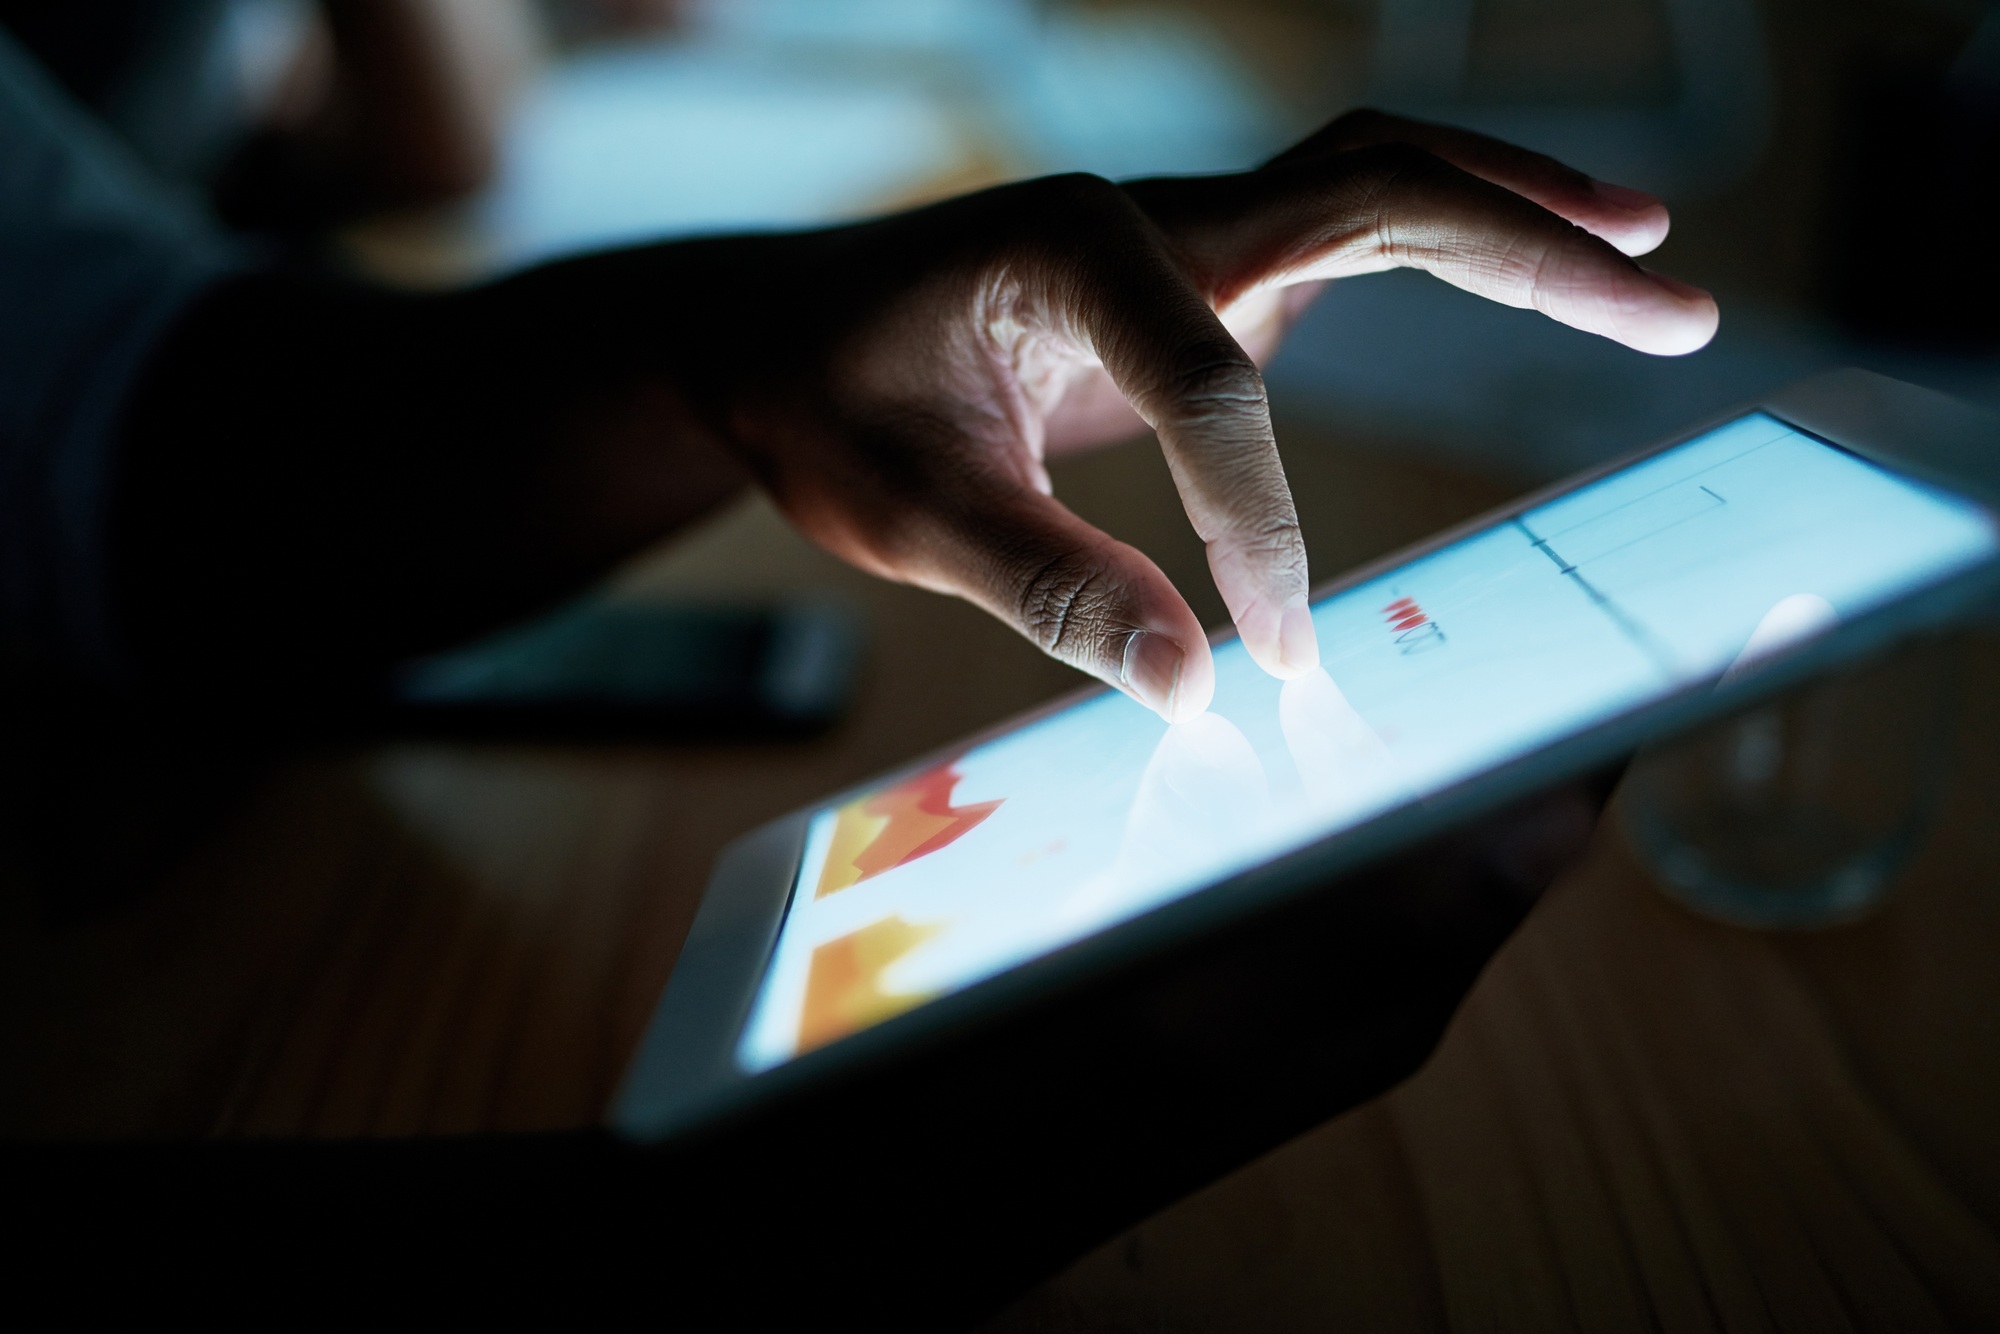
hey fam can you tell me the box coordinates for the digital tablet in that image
[611,372,1999,1288]
[616,368,1996,1137]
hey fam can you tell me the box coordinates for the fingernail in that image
[1590,179,1660,211]
[1121,631,1184,720]
[1278,599,1320,676]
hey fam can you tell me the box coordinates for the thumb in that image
[899,476,1217,722]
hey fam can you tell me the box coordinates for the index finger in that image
[1039,181,1322,684]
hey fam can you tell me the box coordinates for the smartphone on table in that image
[607,371,2000,1319]
[383,598,860,741]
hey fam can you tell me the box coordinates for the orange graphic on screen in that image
[814,759,1002,899]
[798,916,941,1054]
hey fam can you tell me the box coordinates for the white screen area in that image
[738,414,1997,1070]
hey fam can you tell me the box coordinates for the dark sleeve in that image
[0,24,242,683]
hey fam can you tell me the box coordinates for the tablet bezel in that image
[613,368,2000,1144]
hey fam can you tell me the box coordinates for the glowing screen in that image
[739,414,1997,1070]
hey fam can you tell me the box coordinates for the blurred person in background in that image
[0,1,1717,729]
[0,0,684,230]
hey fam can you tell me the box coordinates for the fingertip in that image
[1502,174,1667,256]
[1604,212,1670,258]
[1234,596,1319,681]
[1277,598,1320,677]
[1234,604,1283,680]
[1630,272,1720,356]
[1647,268,1716,306]
[1554,180,1668,257]
[1574,265,1717,357]
[1590,179,1661,212]
[1172,641,1216,721]
[1247,597,1319,679]
[1120,630,1180,718]
[1121,630,1213,722]
[1118,630,1196,721]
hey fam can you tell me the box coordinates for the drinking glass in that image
[1619,636,1959,928]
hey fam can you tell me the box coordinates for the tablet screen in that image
[738,413,1996,1071]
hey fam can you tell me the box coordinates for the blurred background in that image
[13,0,1998,489]
[11,3,2000,1185]
[298,0,2000,486]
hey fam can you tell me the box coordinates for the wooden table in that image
[983,658,2000,1332]
[4,418,1997,1329]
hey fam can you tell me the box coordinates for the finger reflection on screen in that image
[1280,668,1405,817]
[1062,712,1268,927]
[1719,593,1837,686]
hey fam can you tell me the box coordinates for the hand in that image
[699,111,1718,722]
[114,115,1714,714]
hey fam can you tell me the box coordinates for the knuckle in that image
[1163,355,1267,417]
[996,173,1147,265]
[1485,229,1573,301]
[1240,516,1310,582]
[1337,144,1467,260]
[1336,142,1454,218]
[1026,171,1126,219]
[1328,107,1395,140]
[1347,140,1450,186]
[1013,549,1122,659]
[1197,455,1304,558]
[1517,233,1565,291]
[1210,482,1305,557]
